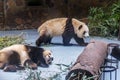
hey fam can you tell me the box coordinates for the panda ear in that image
[78,25,82,30]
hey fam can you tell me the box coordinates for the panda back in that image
[38,18,68,37]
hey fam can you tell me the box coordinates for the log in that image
[66,40,108,80]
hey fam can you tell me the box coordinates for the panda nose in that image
[50,57,54,61]
[48,57,53,62]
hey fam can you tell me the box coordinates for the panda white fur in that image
[0,44,53,72]
[36,18,89,46]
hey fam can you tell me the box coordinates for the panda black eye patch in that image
[83,31,86,35]
[78,25,83,30]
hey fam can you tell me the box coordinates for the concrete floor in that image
[0,29,119,80]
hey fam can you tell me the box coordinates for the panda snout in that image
[48,57,53,64]
[83,36,90,43]
[84,33,89,38]
[49,57,53,62]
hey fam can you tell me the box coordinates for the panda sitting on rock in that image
[36,18,89,46]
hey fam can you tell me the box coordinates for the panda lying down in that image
[0,44,53,72]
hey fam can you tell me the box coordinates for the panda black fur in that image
[0,44,53,72]
[111,45,120,60]
[36,18,89,46]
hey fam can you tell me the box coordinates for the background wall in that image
[0,0,116,30]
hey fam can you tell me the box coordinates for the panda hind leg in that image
[3,51,21,72]
[0,62,6,69]
[48,37,52,44]
[3,65,17,72]
[36,36,45,46]
[36,35,52,46]
[43,36,52,45]
[0,62,17,72]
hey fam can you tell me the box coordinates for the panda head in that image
[42,50,53,66]
[72,18,89,38]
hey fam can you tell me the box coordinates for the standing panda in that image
[0,44,53,72]
[36,18,89,46]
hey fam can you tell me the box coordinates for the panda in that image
[0,44,53,72]
[36,18,89,46]
[108,43,120,60]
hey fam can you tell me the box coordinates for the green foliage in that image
[18,63,72,80]
[88,1,120,37]
[0,34,24,49]
[18,63,100,80]
[18,68,45,80]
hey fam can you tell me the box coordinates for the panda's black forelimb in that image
[62,34,72,46]
[62,18,74,46]
[39,63,49,68]
[26,45,49,67]
[37,55,48,67]
[74,34,88,46]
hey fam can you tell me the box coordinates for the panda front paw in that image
[79,43,88,46]
[24,59,37,70]
[63,43,71,46]
[39,63,49,68]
